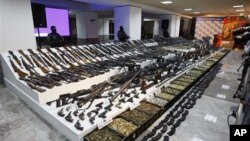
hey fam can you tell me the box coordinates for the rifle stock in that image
[9,51,22,67]
[38,53,60,72]
[111,71,140,101]
[8,56,28,78]
[18,50,34,67]
[47,48,67,65]
[30,55,49,73]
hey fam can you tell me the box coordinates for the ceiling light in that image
[161,1,173,4]
[184,9,192,11]
[240,13,244,16]
[233,5,243,8]
[236,9,245,12]
[193,12,201,14]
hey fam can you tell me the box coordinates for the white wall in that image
[114,6,142,41]
[76,12,98,39]
[0,0,37,52]
[98,19,109,35]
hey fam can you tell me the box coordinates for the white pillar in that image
[159,15,181,37]
[98,19,110,35]
[114,6,142,41]
[0,0,37,52]
[153,20,160,37]
[76,12,98,39]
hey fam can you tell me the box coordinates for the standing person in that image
[117,26,129,42]
[163,28,170,38]
[47,26,64,47]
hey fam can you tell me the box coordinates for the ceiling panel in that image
[131,0,250,16]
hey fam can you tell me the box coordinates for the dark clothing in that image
[117,30,129,42]
[47,32,63,47]
[163,30,170,38]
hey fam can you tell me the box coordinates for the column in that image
[98,19,109,36]
[0,0,37,52]
[114,6,142,41]
[98,18,110,41]
[153,20,160,37]
[76,12,98,39]
[159,15,181,37]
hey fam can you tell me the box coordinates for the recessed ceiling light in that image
[233,5,243,8]
[193,12,201,14]
[236,9,245,12]
[184,8,192,11]
[161,1,173,4]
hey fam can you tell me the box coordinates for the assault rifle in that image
[70,47,95,63]
[9,51,22,67]
[76,81,110,109]
[55,48,82,65]
[111,71,141,101]
[8,56,27,78]
[8,56,49,92]
[47,48,67,65]
[19,77,46,92]
[63,47,82,61]
[29,55,49,74]
[27,49,48,67]
[18,50,35,67]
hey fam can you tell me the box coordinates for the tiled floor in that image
[170,95,237,141]
[0,50,242,141]
[0,86,68,141]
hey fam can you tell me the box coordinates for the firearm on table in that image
[55,48,82,66]
[37,52,60,72]
[58,52,78,68]
[46,51,68,70]
[18,50,35,67]
[55,73,123,107]
[8,56,47,92]
[36,49,54,63]
[46,50,85,81]
[25,49,49,73]
[56,49,102,78]
[70,47,94,63]
[87,45,107,57]
[37,49,60,71]
[63,47,83,62]
[20,55,62,87]
[76,82,108,109]
[79,46,102,61]
[27,49,48,68]
[47,48,67,65]
[20,56,36,76]
[8,51,22,67]
[36,51,82,82]
[19,77,46,92]
[29,55,49,74]
[111,71,141,102]
[8,56,28,78]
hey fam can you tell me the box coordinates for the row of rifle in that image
[7,42,156,92]
[7,38,202,93]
